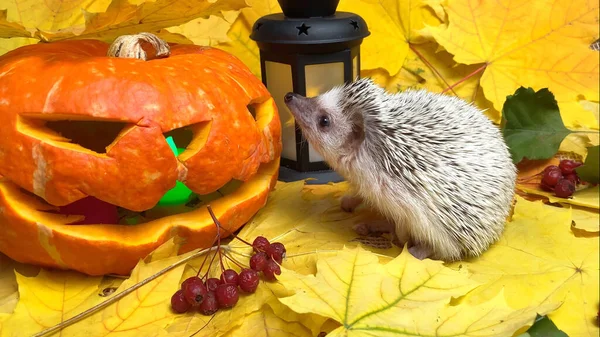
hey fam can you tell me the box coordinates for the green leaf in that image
[501,87,572,164]
[526,315,569,337]
[576,145,599,184]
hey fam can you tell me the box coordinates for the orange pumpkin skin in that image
[0,39,282,276]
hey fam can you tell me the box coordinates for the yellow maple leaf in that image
[337,0,442,75]
[1,0,110,33]
[517,185,599,210]
[0,9,39,55]
[69,250,191,336]
[222,305,313,337]
[427,0,600,129]
[0,37,38,55]
[559,133,595,161]
[276,245,559,337]
[0,255,18,315]
[449,196,599,337]
[0,253,39,315]
[0,239,190,337]
[0,10,33,38]
[570,205,600,233]
[364,41,501,122]
[216,0,281,77]
[36,0,248,43]
[0,314,8,336]
[163,10,241,46]
[0,270,103,337]
[580,100,600,127]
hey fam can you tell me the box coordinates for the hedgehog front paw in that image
[352,220,394,236]
[408,244,433,260]
[341,194,363,212]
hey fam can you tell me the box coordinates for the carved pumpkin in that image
[0,33,282,276]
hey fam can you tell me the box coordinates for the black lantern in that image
[250,0,370,172]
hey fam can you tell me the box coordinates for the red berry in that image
[252,236,271,252]
[541,166,563,187]
[215,284,239,308]
[250,252,268,271]
[564,173,580,185]
[559,159,582,175]
[238,269,260,293]
[540,182,554,192]
[220,269,239,285]
[554,178,575,198]
[267,242,286,264]
[263,259,281,281]
[181,276,196,290]
[181,276,208,306]
[198,291,219,316]
[171,289,191,313]
[205,277,221,292]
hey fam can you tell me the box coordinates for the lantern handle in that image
[107,32,170,61]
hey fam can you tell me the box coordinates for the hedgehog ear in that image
[349,111,366,147]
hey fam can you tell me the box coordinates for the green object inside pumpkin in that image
[157,135,194,207]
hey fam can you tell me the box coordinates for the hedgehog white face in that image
[283,78,384,170]
[283,87,363,168]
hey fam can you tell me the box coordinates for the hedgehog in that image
[283,78,517,261]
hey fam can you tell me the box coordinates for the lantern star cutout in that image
[350,20,359,30]
[296,23,311,35]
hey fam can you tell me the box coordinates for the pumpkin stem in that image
[107,32,170,61]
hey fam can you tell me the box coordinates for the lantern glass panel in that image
[264,60,296,161]
[304,62,344,97]
[352,56,359,79]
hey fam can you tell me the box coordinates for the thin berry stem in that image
[217,226,225,272]
[196,237,217,277]
[206,205,254,247]
[409,43,458,97]
[442,64,487,94]
[206,205,225,272]
[222,252,247,270]
[202,244,220,280]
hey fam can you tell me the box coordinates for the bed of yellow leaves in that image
[0,180,598,337]
[0,0,599,336]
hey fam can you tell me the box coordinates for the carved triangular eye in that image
[17,116,128,154]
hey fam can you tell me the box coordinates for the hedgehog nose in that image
[284,92,296,103]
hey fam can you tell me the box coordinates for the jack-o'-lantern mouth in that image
[15,178,245,226]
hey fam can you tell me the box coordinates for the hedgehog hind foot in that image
[341,194,363,212]
[407,244,433,260]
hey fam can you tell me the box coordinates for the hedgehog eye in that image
[318,115,330,128]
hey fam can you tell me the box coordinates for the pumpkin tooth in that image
[176,162,188,183]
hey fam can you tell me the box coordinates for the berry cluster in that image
[249,236,285,280]
[170,267,261,315]
[540,159,584,198]
[170,206,286,316]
